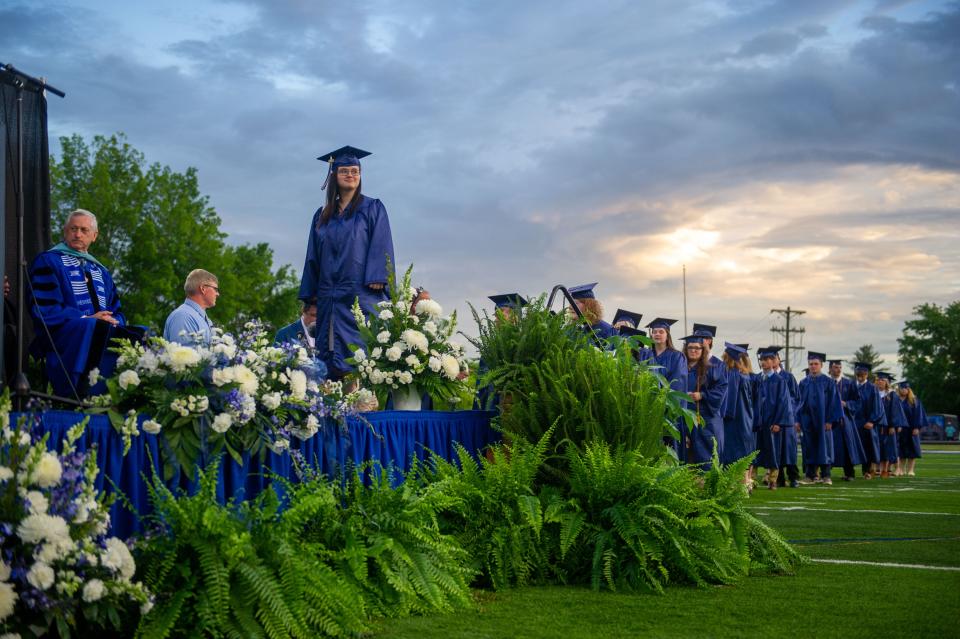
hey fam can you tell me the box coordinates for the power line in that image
[770,307,806,372]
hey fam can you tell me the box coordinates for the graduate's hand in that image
[89,310,119,325]
[688,391,702,401]
[771,424,781,433]
[865,422,874,430]
[795,424,801,434]
[367,282,385,291]
[825,423,832,431]
[912,428,920,436]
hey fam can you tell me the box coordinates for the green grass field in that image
[372,450,960,638]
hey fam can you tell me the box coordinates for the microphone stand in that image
[0,63,66,410]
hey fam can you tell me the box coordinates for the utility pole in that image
[770,307,806,372]
[682,264,688,337]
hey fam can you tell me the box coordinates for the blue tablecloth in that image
[12,410,499,539]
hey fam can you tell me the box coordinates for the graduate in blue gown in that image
[852,362,886,479]
[567,282,617,342]
[28,210,144,398]
[720,343,754,468]
[638,318,687,459]
[826,359,866,481]
[682,335,728,468]
[298,146,395,380]
[797,351,843,485]
[897,381,927,476]
[768,348,802,487]
[875,372,906,478]
[692,322,723,369]
[754,346,795,489]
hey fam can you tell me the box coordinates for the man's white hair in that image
[64,209,98,232]
[184,269,218,296]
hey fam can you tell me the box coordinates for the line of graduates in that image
[489,283,928,490]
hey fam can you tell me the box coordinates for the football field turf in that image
[374,448,960,638]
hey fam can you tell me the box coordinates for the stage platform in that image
[13,409,499,538]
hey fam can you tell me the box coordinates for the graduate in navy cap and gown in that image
[852,362,886,479]
[896,381,926,476]
[692,322,722,368]
[826,358,866,481]
[720,343,755,484]
[768,348,802,487]
[28,209,145,398]
[609,309,646,357]
[567,283,617,342]
[797,352,843,485]
[638,318,688,458]
[682,335,728,467]
[875,372,906,479]
[754,346,795,489]
[474,294,527,410]
[299,146,395,380]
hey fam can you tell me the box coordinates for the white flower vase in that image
[392,384,423,411]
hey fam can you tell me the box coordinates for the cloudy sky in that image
[3,0,958,372]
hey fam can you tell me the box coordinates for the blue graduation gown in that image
[797,374,843,466]
[28,249,129,397]
[298,196,395,377]
[831,377,865,467]
[778,369,801,466]
[754,372,794,469]
[639,347,688,459]
[899,397,926,459]
[853,381,886,464]
[880,392,907,462]
[684,362,728,466]
[587,320,618,342]
[721,367,754,464]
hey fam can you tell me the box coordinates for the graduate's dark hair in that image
[318,178,363,227]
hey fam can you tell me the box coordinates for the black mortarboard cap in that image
[682,334,705,343]
[317,145,371,190]
[618,326,647,338]
[612,309,643,328]
[757,345,782,358]
[724,342,747,359]
[828,358,843,366]
[692,322,717,338]
[488,293,528,309]
[897,380,911,389]
[736,343,749,350]
[568,282,599,300]
[875,372,894,381]
[646,317,677,330]
[854,361,873,372]
[807,351,826,362]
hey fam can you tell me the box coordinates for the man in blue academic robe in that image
[28,209,144,398]
[298,147,395,380]
[797,351,843,485]
[853,362,886,479]
[768,349,802,487]
[827,359,865,481]
[274,298,318,352]
[754,346,795,489]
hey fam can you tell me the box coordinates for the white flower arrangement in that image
[348,263,470,408]
[0,392,151,633]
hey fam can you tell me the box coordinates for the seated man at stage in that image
[274,297,317,351]
[164,269,219,347]
[28,209,143,398]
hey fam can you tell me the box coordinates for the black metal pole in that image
[12,78,30,408]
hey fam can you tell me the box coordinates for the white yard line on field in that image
[749,506,960,516]
[812,558,960,572]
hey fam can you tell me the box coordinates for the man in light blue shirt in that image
[163,269,219,346]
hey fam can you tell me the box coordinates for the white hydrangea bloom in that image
[26,562,55,590]
[354,349,367,363]
[371,347,382,359]
[385,346,402,362]
[376,331,391,344]
[82,578,105,602]
[369,369,385,385]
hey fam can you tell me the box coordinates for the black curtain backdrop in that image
[1,68,52,383]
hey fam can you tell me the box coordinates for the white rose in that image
[378,309,394,320]
[441,354,460,380]
[26,490,48,515]
[386,346,402,362]
[405,354,419,367]
[26,562,55,590]
[0,582,16,622]
[261,392,282,411]
[428,356,442,373]
[33,453,62,488]
[142,419,162,435]
[398,371,413,385]
[118,369,141,390]
[354,349,366,363]
[82,578,105,602]
[371,347,382,359]
[376,331,391,344]
[211,413,233,433]
[369,370,385,385]
[87,367,101,387]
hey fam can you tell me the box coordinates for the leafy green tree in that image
[845,344,891,380]
[898,301,960,416]
[49,133,299,334]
